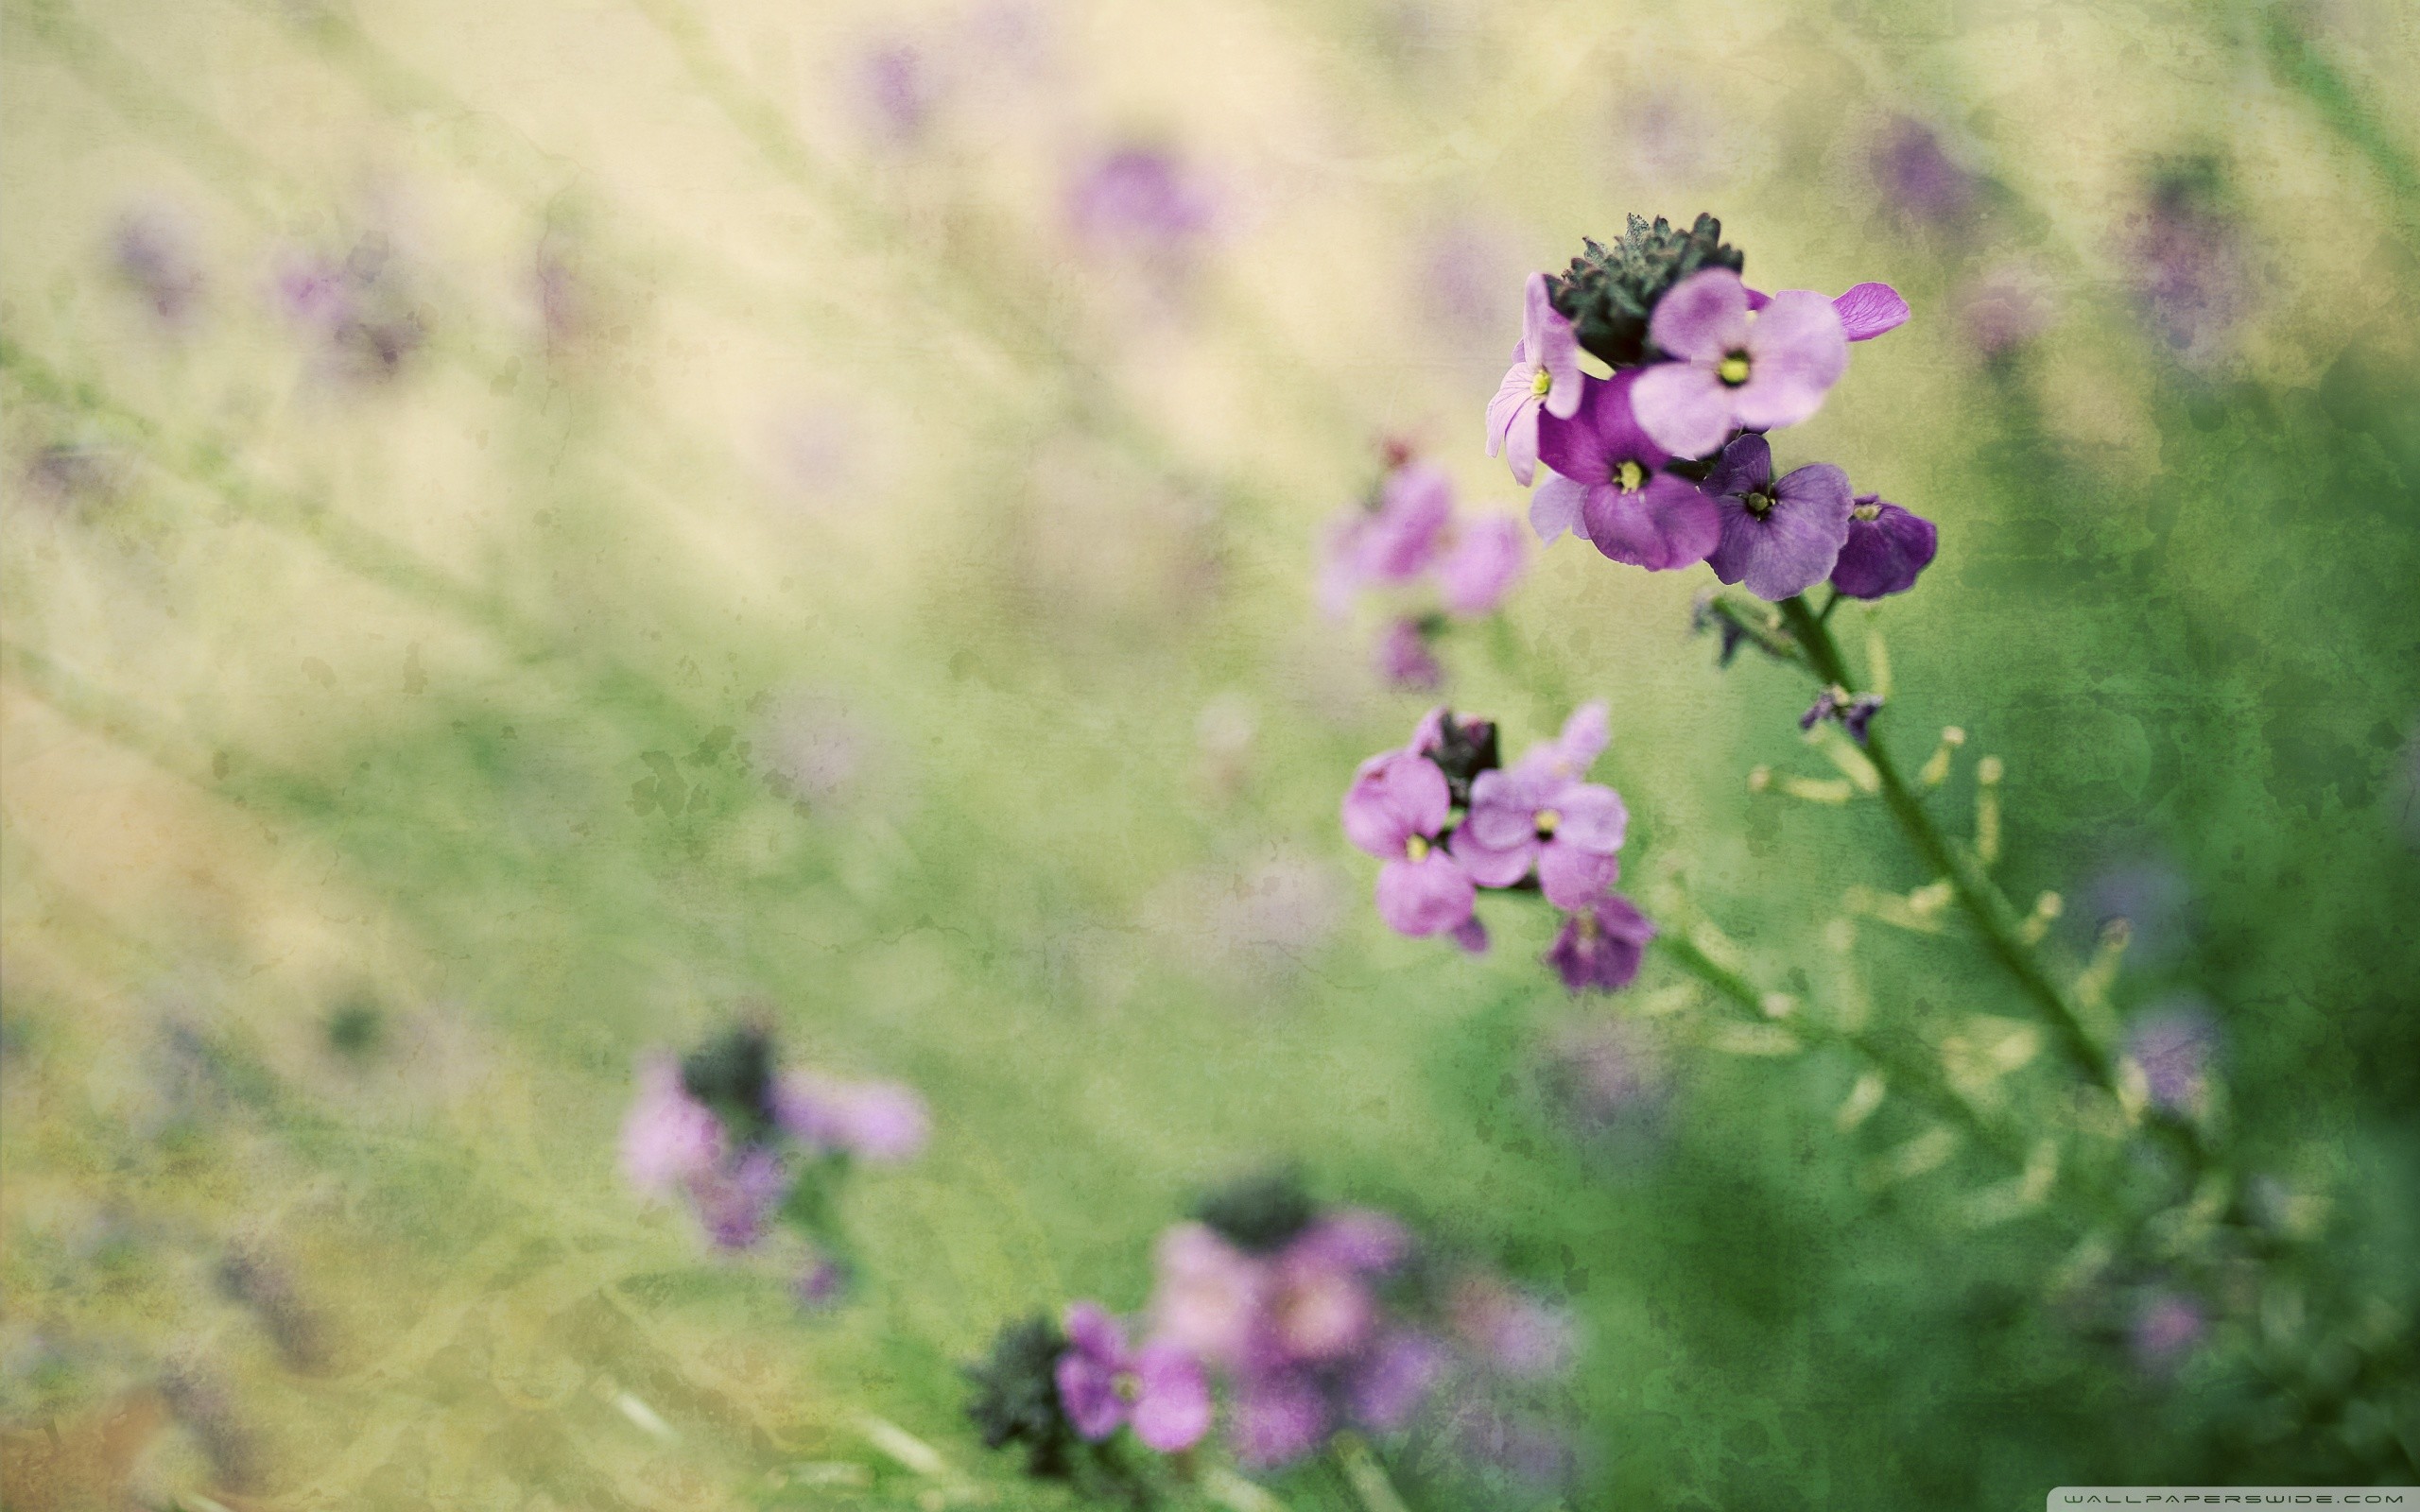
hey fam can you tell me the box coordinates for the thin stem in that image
[1775,595,2117,1093]
[1327,1434,1410,1512]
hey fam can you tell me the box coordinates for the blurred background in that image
[4,0,2418,1506]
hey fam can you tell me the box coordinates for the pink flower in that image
[1053,1302,1214,1452]
[620,1057,725,1195]
[1341,747,1478,937]
[1631,268,1849,458]
[1486,273,1585,485]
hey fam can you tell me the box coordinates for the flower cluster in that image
[1501,215,1935,604]
[1322,450,1528,689]
[1342,702,1654,991]
[619,1023,927,1300]
[968,1173,1580,1490]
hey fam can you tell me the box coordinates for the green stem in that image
[1775,594,2118,1094]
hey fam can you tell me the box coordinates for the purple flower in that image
[773,1074,930,1162]
[1322,463,1455,614]
[2130,1290,2207,1375]
[1544,892,1655,994]
[620,1056,725,1195]
[690,1145,791,1249]
[1450,764,1627,909]
[1267,1211,1407,1364]
[1874,119,1979,227]
[796,1251,853,1309]
[855,43,937,146]
[1532,371,1721,572]
[1486,273,1584,486]
[1829,493,1937,599]
[1631,269,1849,458]
[2122,1001,2218,1114]
[1346,1331,1447,1431]
[1801,686,1884,745]
[1150,1223,1268,1368]
[1433,514,1529,616]
[1054,1303,1214,1452]
[112,208,203,326]
[1340,748,1477,937]
[1450,1279,1576,1379]
[1231,1369,1329,1468]
[1447,703,1625,905]
[1373,618,1443,691]
[1066,146,1216,257]
[1702,434,1852,601]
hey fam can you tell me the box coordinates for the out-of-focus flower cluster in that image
[1495,215,1934,606]
[620,1022,927,1304]
[1342,702,1655,992]
[968,1172,1579,1489]
[1322,450,1529,690]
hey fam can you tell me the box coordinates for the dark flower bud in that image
[680,1023,777,1141]
[1193,1167,1317,1254]
[1546,214,1745,369]
[965,1314,1078,1477]
[1421,712,1500,808]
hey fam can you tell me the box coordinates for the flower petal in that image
[1375,851,1477,936]
[1582,473,1721,572]
[1553,701,1611,776]
[1448,826,1535,888]
[1647,267,1752,361]
[1703,433,1773,499]
[1537,841,1620,911]
[1529,469,1589,544]
[1486,366,1534,462]
[1734,290,1847,432]
[1550,782,1629,853]
[1535,375,1614,482]
[1131,1343,1215,1452]
[1833,281,1910,341]
[1340,749,1449,856]
[1629,361,1736,459]
[1829,501,1937,598]
[1055,1347,1128,1441]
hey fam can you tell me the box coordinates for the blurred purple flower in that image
[796,1251,853,1309]
[1066,146,1216,257]
[1632,269,1848,458]
[1434,514,1528,616]
[2122,1000,2218,1114]
[1703,434,1853,601]
[1347,1331,1448,1431]
[1544,891,1655,994]
[273,233,425,379]
[2080,859,2194,966]
[689,1145,790,1248]
[1151,1223,1268,1368]
[1321,462,1454,615]
[1450,1279,1576,1379]
[1540,1016,1669,1137]
[1957,263,2055,358]
[855,43,938,145]
[1055,1302,1214,1452]
[1486,273,1584,486]
[1373,617,1443,691]
[1232,1369,1330,1468]
[621,1055,725,1195]
[1533,369,1720,569]
[2133,167,2243,363]
[1873,119,1979,227]
[774,1073,931,1161]
[1341,747,1476,937]
[1829,494,1937,599]
[112,207,203,326]
[2130,1289,2207,1374]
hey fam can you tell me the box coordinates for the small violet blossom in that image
[1054,1302,1214,1452]
[1829,493,1938,599]
[1748,282,1911,343]
[1703,434,1853,601]
[1486,272,1584,486]
[1545,891,1657,994]
[620,1056,725,1195]
[1632,268,1849,458]
[1802,686,1884,746]
[1532,369,1720,571]
[1341,746,1476,938]
[1450,706,1629,908]
[1373,617,1443,691]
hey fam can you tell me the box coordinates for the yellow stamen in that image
[1530,368,1553,397]
[1534,808,1562,835]
[1718,353,1751,386]
[1614,459,1646,492]
[1405,834,1429,862]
